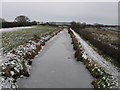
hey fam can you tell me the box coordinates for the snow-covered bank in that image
[71,29,119,76]
[68,28,119,89]
[0,26,34,32]
[0,30,61,89]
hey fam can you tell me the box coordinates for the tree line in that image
[0,15,38,28]
[70,21,117,30]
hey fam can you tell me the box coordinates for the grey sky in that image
[2,2,118,25]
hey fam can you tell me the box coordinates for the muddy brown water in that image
[17,29,94,88]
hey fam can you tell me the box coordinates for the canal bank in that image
[17,29,94,88]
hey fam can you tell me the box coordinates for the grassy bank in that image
[2,26,59,54]
[74,28,119,66]
[0,28,61,88]
[68,29,118,90]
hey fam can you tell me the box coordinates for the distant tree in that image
[14,15,30,23]
[80,22,87,29]
[46,22,49,25]
[70,21,81,30]
[32,21,38,25]
[81,22,86,25]
[94,23,103,29]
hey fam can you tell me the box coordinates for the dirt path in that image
[17,29,94,88]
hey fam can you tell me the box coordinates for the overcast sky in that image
[1,2,118,25]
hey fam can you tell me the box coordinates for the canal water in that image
[17,29,94,88]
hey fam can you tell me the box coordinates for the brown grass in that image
[75,28,120,65]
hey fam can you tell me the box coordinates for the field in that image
[85,28,118,49]
[75,28,119,66]
[0,26,119,89]
[2,26,59,54]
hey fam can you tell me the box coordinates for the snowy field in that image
[0,26,34,32]
[1,26,59,54]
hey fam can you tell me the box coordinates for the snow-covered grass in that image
[0,29,61,89]
[0,26,34,32]
[71,29,118,76]
[68,28,119,89]
[2,26,59,54]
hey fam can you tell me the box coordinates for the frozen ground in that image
[0,28,119,89]
[70,29,119,77]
